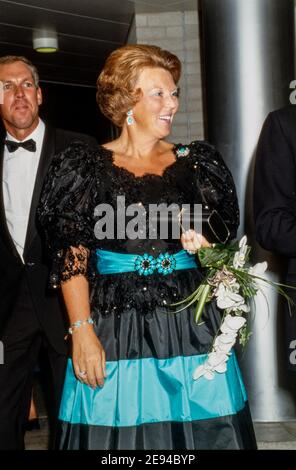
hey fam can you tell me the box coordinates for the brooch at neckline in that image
[175,146,190,158]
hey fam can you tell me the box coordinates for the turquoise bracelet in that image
[68,316,94,335]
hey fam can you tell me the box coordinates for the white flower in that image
[248,261,268,277]
[207,351,229,368]
[213,277,240,293]
[215,283,249,312]
[191,235,278,383]
[233,235,248,269]
[193,351,228,380]
[212,361,227,374]
[233,252,244,269]
[214,335,236,352]
[193,314,246,381]
[228,280,240,291]
[223,313,246,331]
[193,364,215,380]
[239,235,247,249]
[215,332,236,344]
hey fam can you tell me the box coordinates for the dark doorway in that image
[39,81,112,143]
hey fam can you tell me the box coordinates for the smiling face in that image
[0,60,42,138]
[131,67,179,139]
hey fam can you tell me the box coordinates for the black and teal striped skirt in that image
[56,289,257,450]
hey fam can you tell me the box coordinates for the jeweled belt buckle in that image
[156,253,176,275]
[134,253,156,276]
[134,252,176,276]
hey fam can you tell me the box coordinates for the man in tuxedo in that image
[254,104,296,373]
[0,55,97,449]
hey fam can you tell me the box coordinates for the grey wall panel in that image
[201,0,296,421]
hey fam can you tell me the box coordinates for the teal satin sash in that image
[96,248,197,275]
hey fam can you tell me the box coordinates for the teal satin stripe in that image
[95,249,197,275]
[59,352,247,427]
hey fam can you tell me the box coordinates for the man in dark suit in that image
[254,104,296,373]
[0,55,97,449]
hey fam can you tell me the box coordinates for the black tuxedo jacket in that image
[254,105,296,370]
[0,125,97,354]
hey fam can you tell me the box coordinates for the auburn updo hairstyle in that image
[96,44,181,127]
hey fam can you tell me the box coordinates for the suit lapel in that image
[0,142,21,259]
[23,126,55,259]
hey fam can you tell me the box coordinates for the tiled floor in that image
[24,419,296,450]
[254,421,296,450]
[25,418,49,450]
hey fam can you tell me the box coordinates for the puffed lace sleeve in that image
[189,140,240,240]
[38,141,97,288]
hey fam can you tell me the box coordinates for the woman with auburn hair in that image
[38,44,257,450]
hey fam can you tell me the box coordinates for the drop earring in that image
[126,109,135,125]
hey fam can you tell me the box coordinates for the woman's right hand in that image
[181,229,212,253]
[71,325,106,388]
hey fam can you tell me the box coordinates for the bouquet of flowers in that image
[172,236,294,381]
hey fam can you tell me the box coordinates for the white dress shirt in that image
[2,119,45,261]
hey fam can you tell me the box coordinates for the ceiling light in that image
[33,29,58,53]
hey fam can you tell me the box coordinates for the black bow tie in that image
[4,138,36,153]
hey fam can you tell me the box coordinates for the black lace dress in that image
[38,140,257,450]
